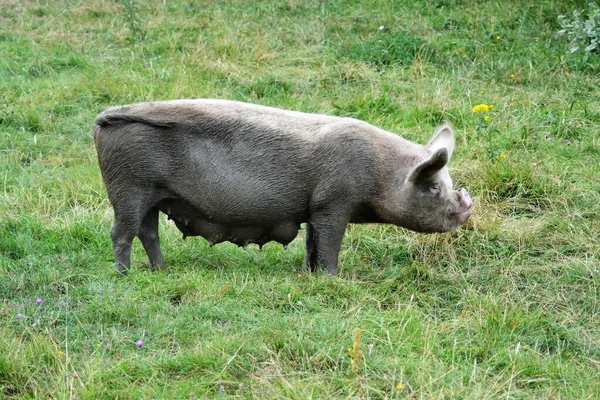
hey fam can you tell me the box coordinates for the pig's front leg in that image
[309,209,349,275]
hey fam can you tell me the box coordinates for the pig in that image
[94,99,472,275]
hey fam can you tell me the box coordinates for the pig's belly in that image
[156,198,301,248]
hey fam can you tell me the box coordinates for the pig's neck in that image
[368,134,429,226]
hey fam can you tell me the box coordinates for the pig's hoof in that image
[148,263,167,271]
[304,262,318,273]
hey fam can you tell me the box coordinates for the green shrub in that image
[558,2,600,56]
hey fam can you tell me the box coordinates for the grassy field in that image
[1,0,600,398]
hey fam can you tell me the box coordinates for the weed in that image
[115,0,145,42]
[337,28,434,67]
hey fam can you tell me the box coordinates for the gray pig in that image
[94,99,472,275]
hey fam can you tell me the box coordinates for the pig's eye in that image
[429,185,440,195]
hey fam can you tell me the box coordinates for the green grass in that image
[1,0,600,398]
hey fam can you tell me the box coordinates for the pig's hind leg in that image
[111,214,140,275]
[304,222,319,272]
[109,191,156,274]
[138,207,166,270]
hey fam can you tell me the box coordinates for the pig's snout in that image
[459,188,472,209]
[454,188,472,225]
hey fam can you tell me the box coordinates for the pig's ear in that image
[427,123,455,159]
[408,148,449,183]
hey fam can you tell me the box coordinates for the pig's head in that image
[375,124,472,233]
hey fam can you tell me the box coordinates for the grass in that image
[1,0,600,398]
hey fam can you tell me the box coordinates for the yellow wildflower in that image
[496,36,501,40]
[499,152,508,159]
[58,350,65,356]
[472,104,493,113]
[396,383,405,389]
[484,115,490,121]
